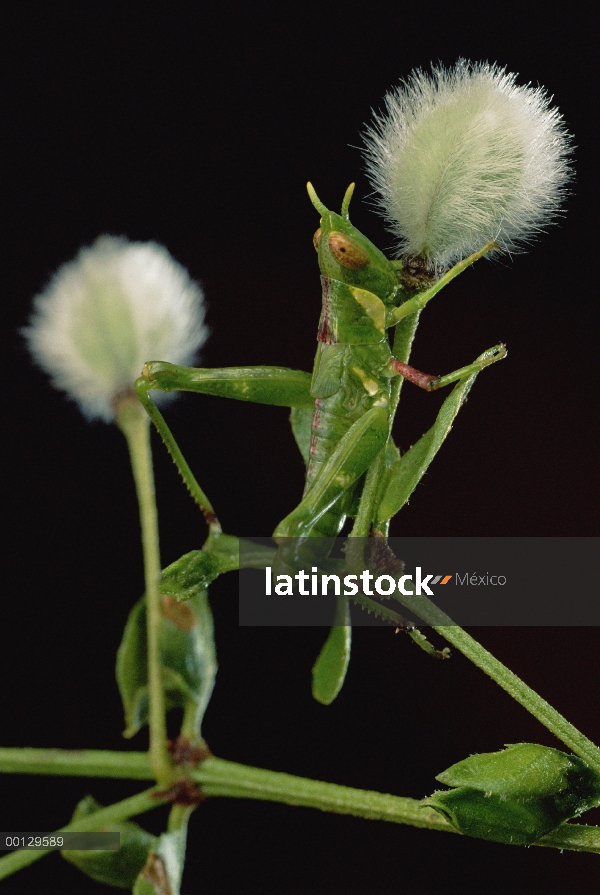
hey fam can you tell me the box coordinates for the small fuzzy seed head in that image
[362,60,573,271]
[24,236,208,421]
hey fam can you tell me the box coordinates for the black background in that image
[2,3,598,893]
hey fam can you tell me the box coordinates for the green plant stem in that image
[432,625,600,774]
[350,452,385,538]
[0,786,166,881]
[390,309,421,416]
[0,750,598,854]
[350,309,422,541]
[115,396,170,784]
[390,585,600,772]
[191,758,600,853]
[194,757,457,830]
[167,804,193,833]
[0,748,152,778]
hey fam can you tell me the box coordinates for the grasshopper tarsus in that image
[398,626,452,660]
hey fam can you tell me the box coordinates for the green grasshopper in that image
[137,182,505,541]
[136,183,505,701]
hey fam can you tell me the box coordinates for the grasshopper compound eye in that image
[327,231,370,269]
[313,228,321,251]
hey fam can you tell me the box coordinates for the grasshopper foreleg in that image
[390,344,507,391]
[387,241,498,327]
[136,373,222,532]
[136,363,315,529]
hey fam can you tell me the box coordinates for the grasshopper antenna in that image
[341,182,355,220]
[307,182,328,215]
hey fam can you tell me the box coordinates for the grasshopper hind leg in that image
[273,405,388,541]
[306,484,359,539]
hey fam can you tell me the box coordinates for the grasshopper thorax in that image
[308,183,400,306]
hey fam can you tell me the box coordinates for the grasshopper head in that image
[308,182,399,304]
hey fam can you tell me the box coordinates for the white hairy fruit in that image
[363,60,573,270]
[24,236,208,421]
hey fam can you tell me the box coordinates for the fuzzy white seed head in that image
[24,236,208,421]
[362,60,573,270]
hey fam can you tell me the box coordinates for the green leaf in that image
[425,787,563,846]
[116,588,217,739]
[133,817,190,895]
[160,533,240,600]
[425,744,600,845]
[312,601,351,705]
[436,743,600,798]
[61,795,157,889]
[376,374,477,524]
